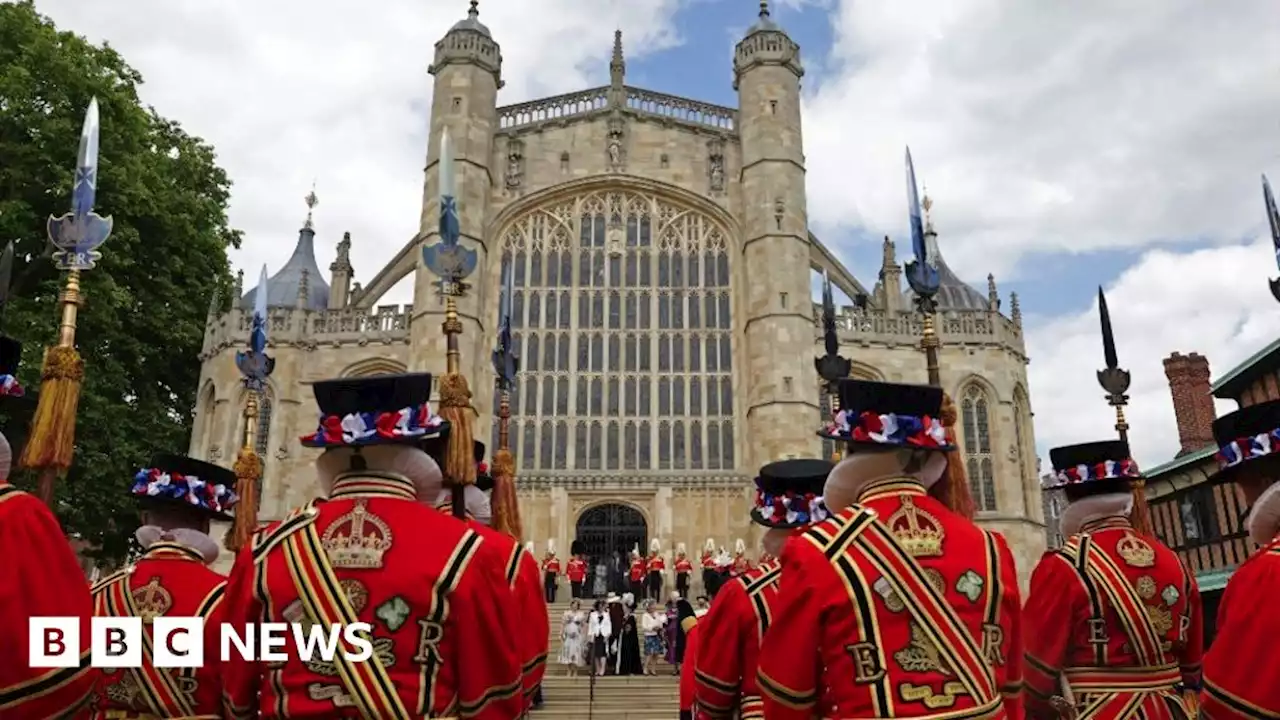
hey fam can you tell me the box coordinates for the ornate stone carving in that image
[560,151,570,173]
[208,444,223,462]
[276,445,291,461]
[505,138,524,189]
[774,197,785,230]
[606,116,626,172]
[707,139,725,193]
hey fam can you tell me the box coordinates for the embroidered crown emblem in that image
[131,577,173,623]
[1116,532,1155,568]
[322,500,393,569]
[886,496,945,557]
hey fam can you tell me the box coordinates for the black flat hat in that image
[817,379,954,451]
[1047,440,1141,497]
[300,372,448,448]
[751,458,834,529]
[130,452,238,520]
[1210,400,1280,481]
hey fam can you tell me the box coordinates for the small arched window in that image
[961,384,997,512]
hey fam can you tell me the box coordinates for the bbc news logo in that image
[30,618,374,668]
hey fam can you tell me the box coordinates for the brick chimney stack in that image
[1163,352,1216,456]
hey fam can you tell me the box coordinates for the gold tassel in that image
[20,345,84,472]
[931,392,976,520]
[1180,688,1199,716]
[490,448,523,540]
[225,447,262,553]
[1130,478,1153,536]
[437,373,475,487]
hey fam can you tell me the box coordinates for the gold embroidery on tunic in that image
[322,500,393,569]
[1116,533,1155,568]
[886,496,945,557]
[132,577,173,623]
[1135,576,1157,600]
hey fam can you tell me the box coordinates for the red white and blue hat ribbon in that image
[1215,427,1280,469]
[824,409,948,448]
[754,488,829,526]
[131,467,237,514]
[1054,458,1141,486]
[0,375,24,397]
[301,402,444,446]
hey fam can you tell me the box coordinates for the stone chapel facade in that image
[193,4,1046,578]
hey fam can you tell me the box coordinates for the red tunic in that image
[1201,535,1280,718]
[694,561,779,719]
[681,624,700,714]
[1023,518,1202,720]
[0,484,96,719]
[90,541,227,720]
[701,553,715,570]
[647,555,666,573]
[514,549,548,707]
[542,557,560,575]
[219,475,523,719]
[730,555,750,576]
[675,558,693,575]
[629,559,646,582]
[758,481,1024,720]
[566,558,587,583]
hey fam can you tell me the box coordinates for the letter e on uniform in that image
[93,617,143,667]
[29,617,79,668]
[154,617,203,668]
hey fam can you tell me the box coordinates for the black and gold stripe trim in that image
[252,503,318,564]
[858,478,926,504]
[1060,537,1108,666]
[835,552,893,716]
[142,542,205,563]
[505,543,522,587]
[756,669,819,710]
[421,529,484,715]
[1203,680,1280,720]
[329,471,417,500]
[695,668,739,696]
[0,648,91,711]
[103,573,196,717]
[458,677,522,716]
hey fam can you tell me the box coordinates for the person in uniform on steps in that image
[694,458,833,720]
[91,454,239,720]
[0,335,97,719]
[674,543,693,598]
[646,538,666,602]
[1023,439,1202,719]
[1200,400,1280,718]
[567,540,588,599]
[220,373,524,719]
[730,540,750,577]
[699,539,717,598]
[542,541,560,603]
[628,546,646,600]
[758,379,1024,720]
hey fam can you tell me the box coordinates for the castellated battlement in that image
[199,304,412,361]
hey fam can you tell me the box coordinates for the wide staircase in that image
[533,597,680,719]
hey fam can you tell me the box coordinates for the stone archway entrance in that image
[576,503,648,596]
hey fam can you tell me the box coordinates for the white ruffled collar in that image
[135,525,219,565]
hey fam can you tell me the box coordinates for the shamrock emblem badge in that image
[375,596,412,632]
[955,570,984,603]
[1161,585,1180,607]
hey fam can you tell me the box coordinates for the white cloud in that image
[31,0,683,302]
[1026,236,1280,468]
[802,0,1280,280]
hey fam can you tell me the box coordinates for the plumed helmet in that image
[735,538,746,554]
[703,537,715,553]
[525,541,535,554]
[677,542,686,556]
[649,537,661,553]
[547,539,556,555]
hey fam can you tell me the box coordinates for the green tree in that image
[0,0,240,564]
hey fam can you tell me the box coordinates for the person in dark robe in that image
[606,594,625,674]
[673,597,695,674]
[665,592,680,669]
[616,599,643,676]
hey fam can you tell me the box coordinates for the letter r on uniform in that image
[29,617,79,668]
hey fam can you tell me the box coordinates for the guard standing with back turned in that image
[757,379,1024,720]
[219,373,523,719]
[90,454,239,720]
[1022,440,1202,719]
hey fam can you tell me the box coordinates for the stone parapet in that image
[201,305,412,358]
[814,303,1026,356]
[497,85,737,135]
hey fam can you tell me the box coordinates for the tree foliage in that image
[0,1,240,564]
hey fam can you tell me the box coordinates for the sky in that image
[26,0,1280,470]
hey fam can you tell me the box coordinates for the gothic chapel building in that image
[194,3,1046,578]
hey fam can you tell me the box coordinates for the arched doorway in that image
[575,503,648,596]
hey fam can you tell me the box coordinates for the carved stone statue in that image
[608,137,622,169]
[505,139,524,189]
[707,138,726,193]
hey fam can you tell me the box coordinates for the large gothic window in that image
[961,384,997,512]
[494,190,736,473]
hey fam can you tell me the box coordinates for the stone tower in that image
[415,0,503,423]
[733,1,817,466]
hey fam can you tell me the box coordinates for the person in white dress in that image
[587,598,612,677]
[559,598,587,676]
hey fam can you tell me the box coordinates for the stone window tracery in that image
[962,384,998,512]
[497,189,735,473]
